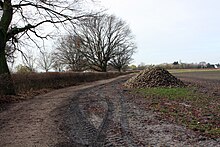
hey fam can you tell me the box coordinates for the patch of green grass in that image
[189,123,213,132]
[138,87,196,100]
[208,128,220,136]
[135,87,220,138]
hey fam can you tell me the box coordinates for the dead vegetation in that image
[0,72,130,103]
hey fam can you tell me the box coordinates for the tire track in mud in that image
[118,89,139,147]
[91,97,114,146]
[107,80,146,147]
[55,76,220,147]
[56,85,115,147]
[4,74,217,146]
[55,77,138,147]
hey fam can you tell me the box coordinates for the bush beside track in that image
[0,72,132,103]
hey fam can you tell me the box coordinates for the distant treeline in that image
[128,62,220,70]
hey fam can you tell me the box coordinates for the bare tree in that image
[52,60,65,72]
[37,51,53,72]
[53,35,87,71]
[110,44,136,72]
[22,51,36,72]
[74,14,135,72]
[0,0,94,95]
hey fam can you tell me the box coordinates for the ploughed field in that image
[172,69,220,80]
[172,69,220,96]
[168,69,220,138]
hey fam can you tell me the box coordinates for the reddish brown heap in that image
[124,67,185,88]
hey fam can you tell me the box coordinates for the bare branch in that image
[72,14,136,72]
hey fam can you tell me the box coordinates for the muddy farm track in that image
[0,74,219,147]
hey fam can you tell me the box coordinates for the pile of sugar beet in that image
[124,67,185,88]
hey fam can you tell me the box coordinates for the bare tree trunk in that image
[0,1,16,95]
[0,45,15,95]
[101,68,107,72]
[101,62,108,72]
[118,68,122,73]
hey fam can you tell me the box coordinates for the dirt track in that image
[0,75,219,147]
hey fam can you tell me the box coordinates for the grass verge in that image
[135,87,220,138]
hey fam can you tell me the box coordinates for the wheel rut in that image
[1,74,219,147]
[56,85,115,147]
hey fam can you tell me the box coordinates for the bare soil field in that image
[173,70,220,96]
[0,73,219,146]
[171,70,220,137]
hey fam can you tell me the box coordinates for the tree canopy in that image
[0,0,94,95]
[70,14,136,72]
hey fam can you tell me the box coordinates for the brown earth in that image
[174,71,220,97]
[0,74,219,146]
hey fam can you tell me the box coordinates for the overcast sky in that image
[1,1,220,66]
[100,0,220,65]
